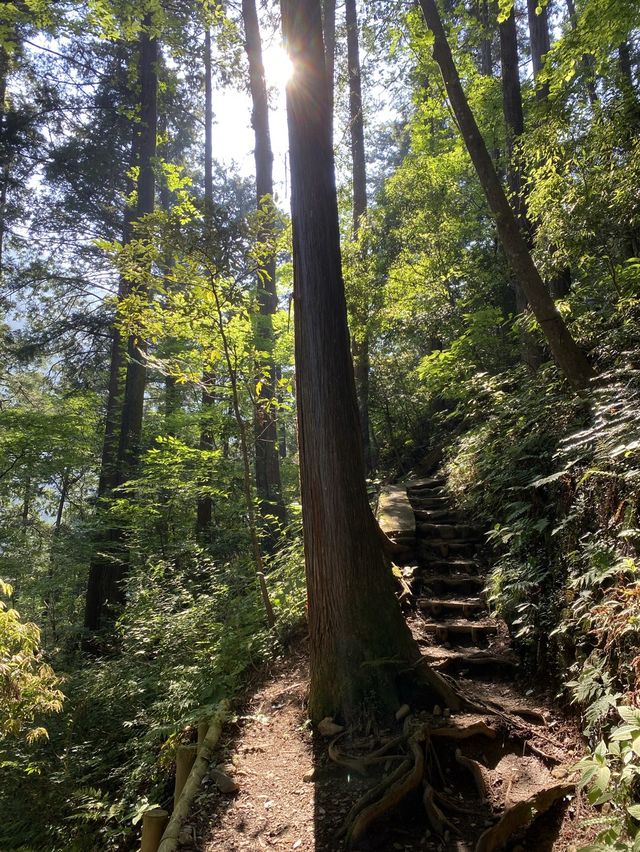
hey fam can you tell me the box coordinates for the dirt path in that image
[180,477,595,851]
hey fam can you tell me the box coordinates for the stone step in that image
[418,597,485,618]
[418,573,485,594]
[417,522,481,540]
[422,619,499,644]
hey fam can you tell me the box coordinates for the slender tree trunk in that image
[242,0,287,551]
[418,0,593,388]
[526,0,550,99]
[565,0,598,104]
[84,23,158,637]
[281,0,456,725]
[499,7,542,369]
[321,0,336,136]
[116,25,158,480]
[345,0,372,471]
[197,26,216,540]
[479,0,492,76]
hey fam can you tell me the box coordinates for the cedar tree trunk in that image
[281,0,456,724]
[345,0,372,471]
[242,0,287,551]
[84,24,158,636]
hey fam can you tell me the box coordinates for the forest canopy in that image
[0,0,639,848]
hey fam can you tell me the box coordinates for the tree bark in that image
[499,6,542,369]
[242,0,287,552]
[321,0,336,137]
[281,0,456,725]
[345,0,372,471]
[197,26,215,540]
[84,22,158,637]
[418,0,593,389]
[526,0,550,99]
[116,24,158,481]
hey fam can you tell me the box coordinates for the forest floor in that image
[178,477,597,851]
[178,643,594,852]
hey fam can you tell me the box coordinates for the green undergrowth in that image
[0,530,306,851]
[431,348,640,846]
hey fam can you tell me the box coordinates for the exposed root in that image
[474,783,574,852]
[431,720,497,740]
[329,732,407,776]
[423,783,461,837]
[455,748,489,801]
[341,728,427,846]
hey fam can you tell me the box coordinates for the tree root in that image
[431,720,497,740]
[475,783,574,852]
[329,732,407,776]
[341,728,427,846]
[455,748,489,801]
[424,783,461,837]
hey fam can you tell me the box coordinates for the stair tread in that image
[419,596,484,608]
[421,573,484,586]
[422,619,498,632]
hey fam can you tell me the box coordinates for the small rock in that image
[302,769,316,782]
[395,704,411,721]
[433,705,442,716]
[293,842,302,850]
[264,800,275,809]
[551,764,568,779]
[318,717,344,737]
[211,768,240,794]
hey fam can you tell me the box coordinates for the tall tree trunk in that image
[321,0,336,136]
[478,0,492,76]
[197,26,216,541]
[116,25,158,480]
[242,0,287,552]
[565,0,598,104]
[499,7,542,369]
[418,0,593,389]
[345,0,372,471]
[526,0,550,99]
[84,23,158,637]
[281,0,456,725]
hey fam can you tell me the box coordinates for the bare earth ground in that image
[177,641,596,852]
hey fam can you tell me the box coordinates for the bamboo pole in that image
[158,699,229,852]
[141,808,169,852]
[174,744,198,803]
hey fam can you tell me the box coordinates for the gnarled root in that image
[342,728,427,847]
[423,783,461,837]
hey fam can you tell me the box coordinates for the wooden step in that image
[419,540,478,558]
[422,619,498,644]
[425,558,482,574]
[418,597,485,618]
[418,573,484,594]
[406,476,446,490]
[421,646,517,673]
[411,495,450,506]
[417,522,481,540]
[414,509,459,523]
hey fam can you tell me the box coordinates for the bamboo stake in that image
[141,808,169,852]
[174,744,198,803]
[158,700,229,852]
